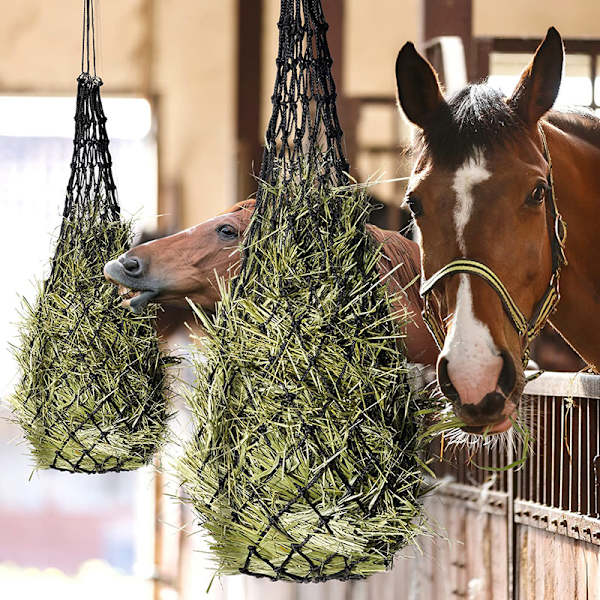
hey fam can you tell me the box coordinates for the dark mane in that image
[412,84,526,167]
[546,108,600,151]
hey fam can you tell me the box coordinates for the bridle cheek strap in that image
[419,124,567,367]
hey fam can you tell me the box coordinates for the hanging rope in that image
[12,0,171,474]
[81,0,97,77]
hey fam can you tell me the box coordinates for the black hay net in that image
[259,0,348,183]
[180,0,430,584]
[50,73,119,276]
[12,0,170,474]
[50,0,119,277]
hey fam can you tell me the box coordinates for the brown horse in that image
[395,27,600,434]
[103,199,439,365]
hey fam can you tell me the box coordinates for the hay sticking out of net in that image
[12,215,172,473]
[178,163,441,582]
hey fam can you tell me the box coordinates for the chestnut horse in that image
[395,27,600,434]
[104,200,439,365]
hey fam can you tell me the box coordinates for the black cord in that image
[81,0,97,76]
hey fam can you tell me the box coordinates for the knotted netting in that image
[11,0,171,473]
[178,0,440,582]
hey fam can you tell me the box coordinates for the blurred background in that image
[0,1,598,599]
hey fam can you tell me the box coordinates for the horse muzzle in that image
[437,348,523,434]
[103,255,160,314]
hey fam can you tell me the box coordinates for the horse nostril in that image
[498,350,516,397]
[437,356,460,405]
[119,255,143,276]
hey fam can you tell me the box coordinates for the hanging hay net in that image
[178,0,444,582]
[11,2,171,473]
[179,168,438,581]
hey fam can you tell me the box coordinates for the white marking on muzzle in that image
[452,151,490,255]
[441,275,503,405]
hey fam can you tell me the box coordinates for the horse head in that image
[395,27,565,433]
[104,198,442,365]
[103,199,256,313]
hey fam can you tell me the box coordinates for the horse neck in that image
[548,122,600,370]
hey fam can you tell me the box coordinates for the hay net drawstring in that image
[178,0,440,583]
[11,0,171,474]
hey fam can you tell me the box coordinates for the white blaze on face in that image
[452,151,490,255]
[441,152,503,405]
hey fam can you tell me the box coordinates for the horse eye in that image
[216,224,238,239]
[405,194,424,217]
[527,183,547,206]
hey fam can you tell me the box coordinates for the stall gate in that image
[249,372,600,599]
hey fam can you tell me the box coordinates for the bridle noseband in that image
[419,124,568,367]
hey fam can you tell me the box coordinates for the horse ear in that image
[395,42,446,129]
[508,27,564,125]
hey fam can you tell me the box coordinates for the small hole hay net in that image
[11,0,171,474]
[178,0,440,582]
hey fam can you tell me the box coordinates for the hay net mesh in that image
[179,0,434,583]
[239,0,348,270]
[12,0,170,474]
[54,0,119,253]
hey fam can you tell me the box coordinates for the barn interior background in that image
[1,1,600,599]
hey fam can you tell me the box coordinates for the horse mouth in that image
[119,285,138,302]
[458,398,519,436]
[460,416,514,435]
[117,285,159,313]
[103,260,160,314]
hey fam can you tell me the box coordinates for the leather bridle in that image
[419,124,568,367]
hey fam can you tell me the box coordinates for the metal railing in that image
[433,371,600,522]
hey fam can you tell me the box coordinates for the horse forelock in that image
[413,84,527,168]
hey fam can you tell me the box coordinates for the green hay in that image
[178,163,448,582]
[11,215,172,473]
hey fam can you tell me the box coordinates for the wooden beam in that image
[322,0,360,176]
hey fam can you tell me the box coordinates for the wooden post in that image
[236,0,264,202]
[321,0,359,176]
[153,462,163,600]
[422,0,474,81]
